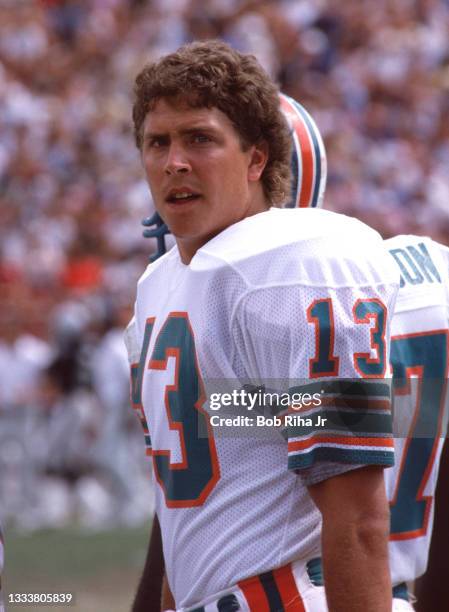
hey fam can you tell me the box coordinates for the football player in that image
[126,40,399,611]
[132,90,329,612]
[384,237,449,610]
[132,90,328,612]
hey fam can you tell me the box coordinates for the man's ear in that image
[247,141,269,182]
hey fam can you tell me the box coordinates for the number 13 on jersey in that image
[135,298,389,507]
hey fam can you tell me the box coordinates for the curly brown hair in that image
[132,40,291,206]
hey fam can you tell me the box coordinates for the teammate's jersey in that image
[385,234,449,585]
[126,207,399,608]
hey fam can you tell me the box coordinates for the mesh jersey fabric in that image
[384,234,449,585]
[126,207,400,608]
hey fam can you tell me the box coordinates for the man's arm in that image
[161,573,175,611]
[132,515,165,612]
[414,438,449,612]
[308,465,392,612]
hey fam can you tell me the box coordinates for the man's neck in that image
[177,199,269,265]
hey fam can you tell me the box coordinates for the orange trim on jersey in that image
[389,364,423,510]
[353,298,387,378]
[389,329,449,541]
[307,298,340,378]
[389,364,432,541]
[273,564,306,611]
[184,313,220,506]
[394,375,413,397]
[149,312,220,509]
[238,577,271,612]
[151,346,188,471]
[393,329,449,398]
[279,95,314,207]
[288,435,394,452]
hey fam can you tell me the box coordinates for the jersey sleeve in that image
[124,316,152,455]
[231,239,399,476]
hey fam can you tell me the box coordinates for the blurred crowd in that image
[1,0,449,529]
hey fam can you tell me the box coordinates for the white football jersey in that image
[385,234,449,585]
[126,208,399,608]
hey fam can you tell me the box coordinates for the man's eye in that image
[192,134,210,143]
[147,138,166,148]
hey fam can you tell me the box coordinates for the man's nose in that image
[164,143,191,175]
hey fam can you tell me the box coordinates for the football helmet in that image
[279,92,327,209]
[142,93,327,260]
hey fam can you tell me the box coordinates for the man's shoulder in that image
[197,208,397,289]
[385,233,449,310]
[136,245,180,286]
[199,207,376,262]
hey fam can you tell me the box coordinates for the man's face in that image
[141,98,267,262]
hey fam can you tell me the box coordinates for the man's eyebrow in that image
[143,131,167,141]
[180,125,217,135]
[144,125,218,139]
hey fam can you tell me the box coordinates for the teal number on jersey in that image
[353,299,387,377]
[307,297,388,377]
[390,332,448,539]
[130,318,154,453]
[146,313,219,508]
[307,299,340,377]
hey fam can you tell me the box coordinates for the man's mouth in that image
[166,191,201,204]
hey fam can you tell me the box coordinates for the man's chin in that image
[170,225,221,247]
[166,221,197,239]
